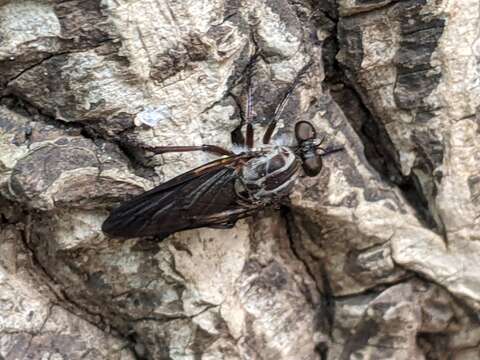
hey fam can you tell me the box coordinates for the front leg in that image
[245,80,255,149]
[231,49,259,149]
[142,145,234,157]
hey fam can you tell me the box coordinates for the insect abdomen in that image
[239,147,300,202]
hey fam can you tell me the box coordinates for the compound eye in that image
[302,154,322,177]
[295,121,317,142]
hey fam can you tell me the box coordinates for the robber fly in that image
[102,61,342,240]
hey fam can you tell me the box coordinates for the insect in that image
[102,60,342,240]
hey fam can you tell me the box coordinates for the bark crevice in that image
[321,3,440,231]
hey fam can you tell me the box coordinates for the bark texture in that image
[0,0,479,359]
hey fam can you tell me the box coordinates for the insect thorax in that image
[236,146,300,204]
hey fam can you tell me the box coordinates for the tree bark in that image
[1,0,479,359]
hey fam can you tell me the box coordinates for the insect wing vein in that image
[102,155,258,238]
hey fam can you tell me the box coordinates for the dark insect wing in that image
[102,155,260,239]
[100,60,334,241]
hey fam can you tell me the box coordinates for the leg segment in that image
[142,145,234,157]
[231,126,246,147]
[230,47,259,149]
[192,207,261,224]
[319,146,344,157]
[245,79,255,148]
[262,61,314,144]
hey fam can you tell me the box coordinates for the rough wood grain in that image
[1,0,480,359]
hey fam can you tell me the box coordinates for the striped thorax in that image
[236,146,300,204]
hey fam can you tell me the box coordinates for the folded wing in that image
[102,156,258,239]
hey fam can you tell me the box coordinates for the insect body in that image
[102,62,341,240]
[238,145,301,206]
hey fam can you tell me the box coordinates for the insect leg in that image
[231,126,246,147]
[208,221,237,229]
[192,207,261,224]
[243,47,260,149]
[319,146,344,157]
[262,61,314,144]
[315,136,345,156]
[142,145,234,156]
[231,50,260,147]
[245,79,255,149]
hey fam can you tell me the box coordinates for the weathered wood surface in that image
[1,0,479,359]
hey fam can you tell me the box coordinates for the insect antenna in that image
[318,146,344,157]
[314,136,344,156]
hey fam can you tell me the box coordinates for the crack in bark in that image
[130,304,220,324]
[0,92,158,181]
[0,202,136,357]
[0,304,54,358]
[21,303,54,358]
[200,47,260,119]
[339,0,403,18]
[19,214,108,330]
[322,5,440,232]
[1,1,468,359]
[280,206,333,359]
[5,53,65,87]
[12,212,146,358]
[3,38,115,88]
[333,339,411,351]
[332,274,416,301]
